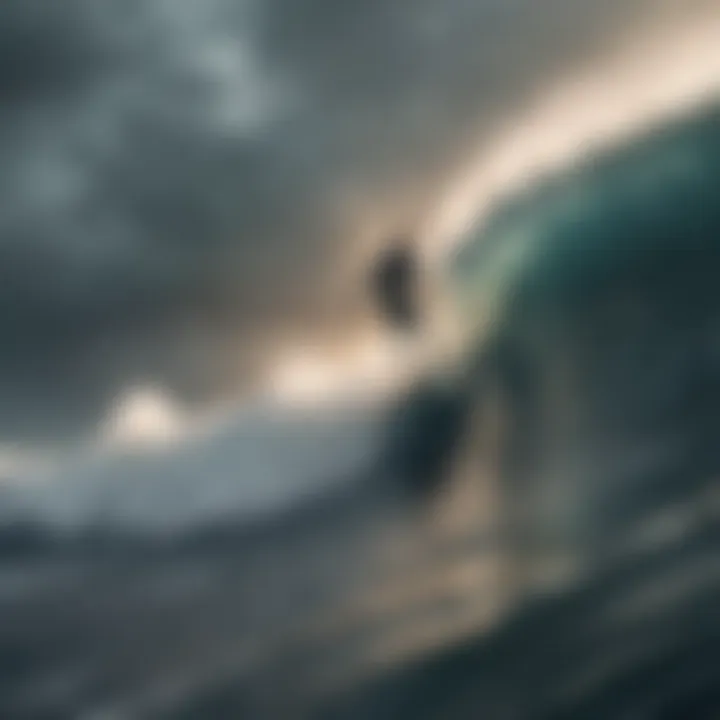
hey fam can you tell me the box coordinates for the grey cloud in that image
[0,0,713,444]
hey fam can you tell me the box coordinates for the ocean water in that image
[2,101,718,719]
[326,101,720,720]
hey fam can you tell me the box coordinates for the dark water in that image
[1,107,719,718]
[338,103,720,720]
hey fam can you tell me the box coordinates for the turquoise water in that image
[449,103,720,346]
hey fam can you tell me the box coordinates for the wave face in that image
[447,103,720,546]
[450,104,720,333]
[350,103,720,719]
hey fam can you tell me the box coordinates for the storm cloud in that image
[0,0,718,444]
